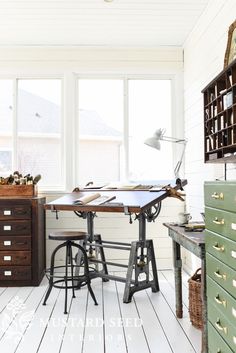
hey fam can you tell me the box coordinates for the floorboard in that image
[0,270,201,353]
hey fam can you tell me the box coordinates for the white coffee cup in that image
[178,212,192,224]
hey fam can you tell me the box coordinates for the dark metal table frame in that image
[45,181,185,303]
[163,223,207,353]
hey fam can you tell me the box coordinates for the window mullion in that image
[123,78,129,180]
[12,78,18,171]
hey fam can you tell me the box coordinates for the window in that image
[78,79,124,185]
[128,79,172,180]
[0,80,13,176]
[0,79,63,188]
[77,78,172,184]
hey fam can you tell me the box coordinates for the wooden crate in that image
[0,185,37,196]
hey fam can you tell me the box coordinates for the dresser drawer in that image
[0,266,31,280]
[206,253,236,299]
[208,322,234,353]
[208,302,236,351]
[0,251,31,265]
[206,230,236,270]
[205,182,236,212]
[0,220,31,235]
[205,207,236,241]
[0,236,31,250]
[0,204,31,220]
[207,276,236,326]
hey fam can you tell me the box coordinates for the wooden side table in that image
[163,223,207,353]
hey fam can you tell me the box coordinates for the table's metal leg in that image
[201,256,208,353]
[123,213,159,303]
[172,238,183,318]
[94,234,109,281]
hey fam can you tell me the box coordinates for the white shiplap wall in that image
[183,0,236,272]
[0,46,185,269]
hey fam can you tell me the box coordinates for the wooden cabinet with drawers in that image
[205,181,236,353]
[0,196,45,286]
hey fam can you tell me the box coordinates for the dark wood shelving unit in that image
[202,58,236,163]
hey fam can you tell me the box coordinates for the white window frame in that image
[0,70,183,192]
[0,75,66,192]
[75,73,183,183]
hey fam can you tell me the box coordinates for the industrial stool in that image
[43,231,98,314]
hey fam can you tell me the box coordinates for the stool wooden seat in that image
[49,231,86,241]
[43,231,98,314]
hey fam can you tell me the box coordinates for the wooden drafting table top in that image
[45,179,187,214]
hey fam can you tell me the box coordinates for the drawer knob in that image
[214,295,227,307]
[213,218,225,225]
[215,319,227,334]
[211,192,224,200]
[213,243,225,252]
[214,270,227,280]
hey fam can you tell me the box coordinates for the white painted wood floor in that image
[0,270,201,353]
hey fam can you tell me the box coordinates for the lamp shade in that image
[144,128,187,179]
[144,129,164,150]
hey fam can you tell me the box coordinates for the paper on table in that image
[74,193,116,205]
[104,182,140,190]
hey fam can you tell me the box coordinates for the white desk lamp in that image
[144,128,187,180]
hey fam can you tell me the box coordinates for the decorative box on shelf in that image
[0,185,38,197]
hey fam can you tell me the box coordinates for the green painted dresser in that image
[205,181,236,353]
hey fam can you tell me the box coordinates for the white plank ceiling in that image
[0,0,210,47]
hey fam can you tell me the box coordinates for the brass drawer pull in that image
[211,192,224,200]
[215,319,227,334]
[232,307,236,318]
[213,243,225,252]
[231,250,236,259]
[214,270,227,280]
[214,295,227,307]
[213,218,225,225]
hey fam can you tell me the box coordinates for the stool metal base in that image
[43,240,98,314]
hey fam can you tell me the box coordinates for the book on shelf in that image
[74,192,116,205]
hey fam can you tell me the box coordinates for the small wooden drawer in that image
[207,276,236,325]
[0,220,31,236]
[0,204,31,220]
[205,207,236,241]
[206,230,236,270]
[205,182,236,212]
[208,302,236,351]
[207,253,236,300]
[0,251,31,265]
[208,322,234,353]
[0,266,31,280]
[0,236,31,250]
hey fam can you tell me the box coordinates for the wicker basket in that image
[188,268,203,329]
